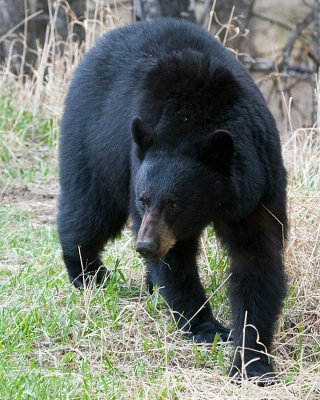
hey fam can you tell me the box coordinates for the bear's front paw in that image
[185,321,231,343]
[230,355,278,386]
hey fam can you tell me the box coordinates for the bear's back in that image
[70,19,254,97]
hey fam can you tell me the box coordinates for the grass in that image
[0,9,320,400]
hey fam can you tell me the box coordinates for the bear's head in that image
[131,116,235,260]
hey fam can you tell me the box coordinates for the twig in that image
[242,56,315,82]
[0,10,43,44]
[281,10,313,72]
[251,11,294,32]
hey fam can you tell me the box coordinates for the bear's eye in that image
[139,197,148,207]
[168,200,178,209]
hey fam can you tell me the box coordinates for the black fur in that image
[58,19,287,382]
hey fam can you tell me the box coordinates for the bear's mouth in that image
[135,238,176,260]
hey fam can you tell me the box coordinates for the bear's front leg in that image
[145,237,230,342]
[229,266,286,384]
[215,204,287,384]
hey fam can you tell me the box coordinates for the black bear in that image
[58,19,287,383]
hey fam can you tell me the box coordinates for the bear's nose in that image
[136,241,159,259]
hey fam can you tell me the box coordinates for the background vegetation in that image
[0,1,319,399]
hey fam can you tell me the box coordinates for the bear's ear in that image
[131,117,153,155]
[199,130,234,173]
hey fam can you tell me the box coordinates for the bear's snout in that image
[136,210,176,259]
[136,240,159,259]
